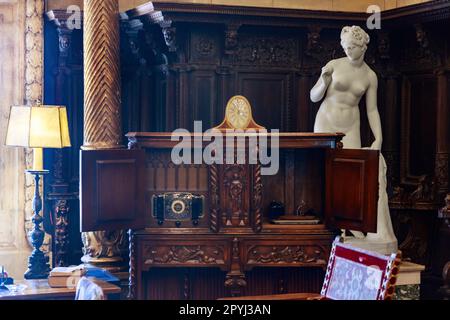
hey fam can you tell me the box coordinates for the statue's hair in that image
[340,26,370,48]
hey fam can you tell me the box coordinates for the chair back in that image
[321,237,400,300]
[75,277,106,300]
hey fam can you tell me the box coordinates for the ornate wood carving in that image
[390,175,439,210]
[223,165,248,227]
[234,37,298,66]
[225,238,246,297]
[246,245,327,266]
[224,24,240,55]
[143,245,226,265]
[53,200,70,267]
[400,23,441,69]
[83,0,122,150]
[161,20,177,53]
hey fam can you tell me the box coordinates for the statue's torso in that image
[315,58,372,135]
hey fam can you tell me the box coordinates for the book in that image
[49,265,87,278]
[48,275,82,288]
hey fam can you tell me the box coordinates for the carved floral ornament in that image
[247,245,326,265]
[144,245,226,265]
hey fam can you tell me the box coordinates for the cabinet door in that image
[80,149,146,232]
[325,148,379,233]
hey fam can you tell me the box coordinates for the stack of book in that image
[48,265,87,288]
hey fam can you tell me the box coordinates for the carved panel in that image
[399,24,441,70]
[190,27,221,64]
[234,36,298,66]
[244,244,328,268]
[221,165,250,228]
[143,244,226,266]
[53,200,70,267]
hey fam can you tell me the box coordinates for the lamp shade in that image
[5,105,71,148]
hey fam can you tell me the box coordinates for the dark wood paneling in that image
[325,149,379,233]
[238,73,291,131]
[80,149,146,232]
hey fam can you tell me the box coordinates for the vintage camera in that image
[152,192,204,227]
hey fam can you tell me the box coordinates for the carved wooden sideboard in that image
[80,132,379,299]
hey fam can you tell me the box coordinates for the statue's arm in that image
[310,61,334,103]
[366,72,383,150]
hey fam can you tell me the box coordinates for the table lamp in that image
[5,105,71,279]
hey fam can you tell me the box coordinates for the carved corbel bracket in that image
[56,28,74,68]
[225,238,246,297]
[160,20,178,52]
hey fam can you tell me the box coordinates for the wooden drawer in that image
[139,240,230,271]
[242,240,330,271]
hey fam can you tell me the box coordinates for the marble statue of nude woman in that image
[310,25,397,254]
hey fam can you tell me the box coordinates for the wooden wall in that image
[44,1,450,298]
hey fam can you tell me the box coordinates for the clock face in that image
[226,96,252,130]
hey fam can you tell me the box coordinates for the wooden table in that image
[0,278,121,300]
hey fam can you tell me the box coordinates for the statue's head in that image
[340,26,370,61]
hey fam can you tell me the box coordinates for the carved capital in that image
[161,23,177,52]
[81,230,128,272]
[57,28,73,66]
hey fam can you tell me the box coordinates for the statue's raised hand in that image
[320,64,333,85]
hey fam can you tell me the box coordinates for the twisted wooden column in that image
[83,0,122,150]
[82,0,127,276]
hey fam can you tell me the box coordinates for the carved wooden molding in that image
[53,200,69,267]
[83,0,122,150]
[245,245,327,266]
[225,238,246,297]
[143,245,226,265]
